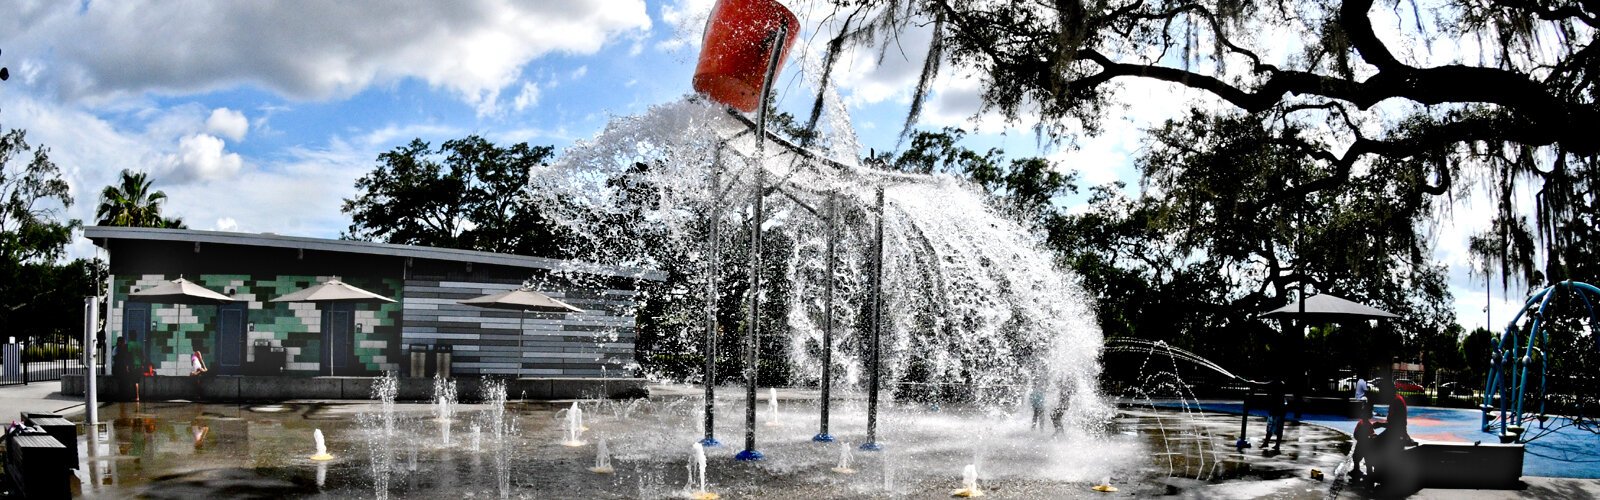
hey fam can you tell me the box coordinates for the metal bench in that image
[21,412,78,468]
[4,426,73,498]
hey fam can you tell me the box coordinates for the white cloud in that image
[2,1,651,112]
[829,21,936,108]
[356,123,463,150]
[570,65,589,81]
[158,143,371,240]
[214,217,239,232]
[166,133,243,183]
[1449,283,1528,334]
[205,107,249,141]
[0,95,157,216]
[513,82,542,112]
[657,0,717,53]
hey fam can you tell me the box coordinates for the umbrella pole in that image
[177,304,183,377]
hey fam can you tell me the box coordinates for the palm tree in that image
[95,170,185,228]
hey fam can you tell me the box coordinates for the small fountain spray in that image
[688,442,718,500]
[563,402,587,446]
[482,378,511,499]
[589,437,615,474]
[882,454,897,494]
[366,371,400,500]
[764,388,781,427]
[431,376,457,447]
[1092,476,1118,493]
[831,441,855,474]
[309,429,334,461]
[433,374,457,422]
[951,464,983,497]
[470,425,482,452]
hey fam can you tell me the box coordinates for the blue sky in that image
[0,0,1525,332]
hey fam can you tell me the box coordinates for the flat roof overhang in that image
[83,226,665,282]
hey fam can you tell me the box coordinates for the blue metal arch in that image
[1481,280,1600,442]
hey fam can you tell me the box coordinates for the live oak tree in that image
[0,122,105,342]
[812,0,1598,284]
[342,136,569,258]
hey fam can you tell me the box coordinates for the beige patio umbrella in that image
[270,278,396,376]
[127,277,235,374]
[269,279,397,304]
[458,287,583,378]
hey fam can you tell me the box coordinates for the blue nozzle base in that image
[734,449,764,461]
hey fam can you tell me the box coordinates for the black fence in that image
[0,338,87,387]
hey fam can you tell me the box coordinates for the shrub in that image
[22,343,81,361]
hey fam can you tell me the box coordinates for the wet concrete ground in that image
[29,386,1570,498]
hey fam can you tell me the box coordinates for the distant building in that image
[84,226,662,379]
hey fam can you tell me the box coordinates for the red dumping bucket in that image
[692,0,800,112]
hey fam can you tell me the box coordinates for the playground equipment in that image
[692,0,800,112]
[692,0,801,462]
[1481,280,1600,443]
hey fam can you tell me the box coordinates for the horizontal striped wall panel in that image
[402,279,640,377]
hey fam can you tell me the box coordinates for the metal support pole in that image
[861,187,885,451]
[703,146,723,448]
[1235,394,1250,449]
[814,193,836,443]
[85,296,99,427]
[736,24,788,463]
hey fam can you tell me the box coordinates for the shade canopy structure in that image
[1263,293,1399,322]
[458,288,584,378]
[127,277,235,305]
[269,279,397,304]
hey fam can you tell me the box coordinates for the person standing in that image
[1051,384,1072,437]
[1260,380,1288,451]
[1355,375,1369,401]
[1349,401,1376,480]
[1029,383,1047,431]
[112,337,136,402]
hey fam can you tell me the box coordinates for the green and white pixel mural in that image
[109,274,403,376]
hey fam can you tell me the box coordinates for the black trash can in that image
[409,344,429,378]
[434,344,452,378]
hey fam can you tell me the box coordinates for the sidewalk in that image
[0,380,88,419]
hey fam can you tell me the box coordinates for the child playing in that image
[1350,401,1375,480]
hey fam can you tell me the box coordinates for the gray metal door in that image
[217,304,245,374]
[123,303,151,371]
[324,303,353,375]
